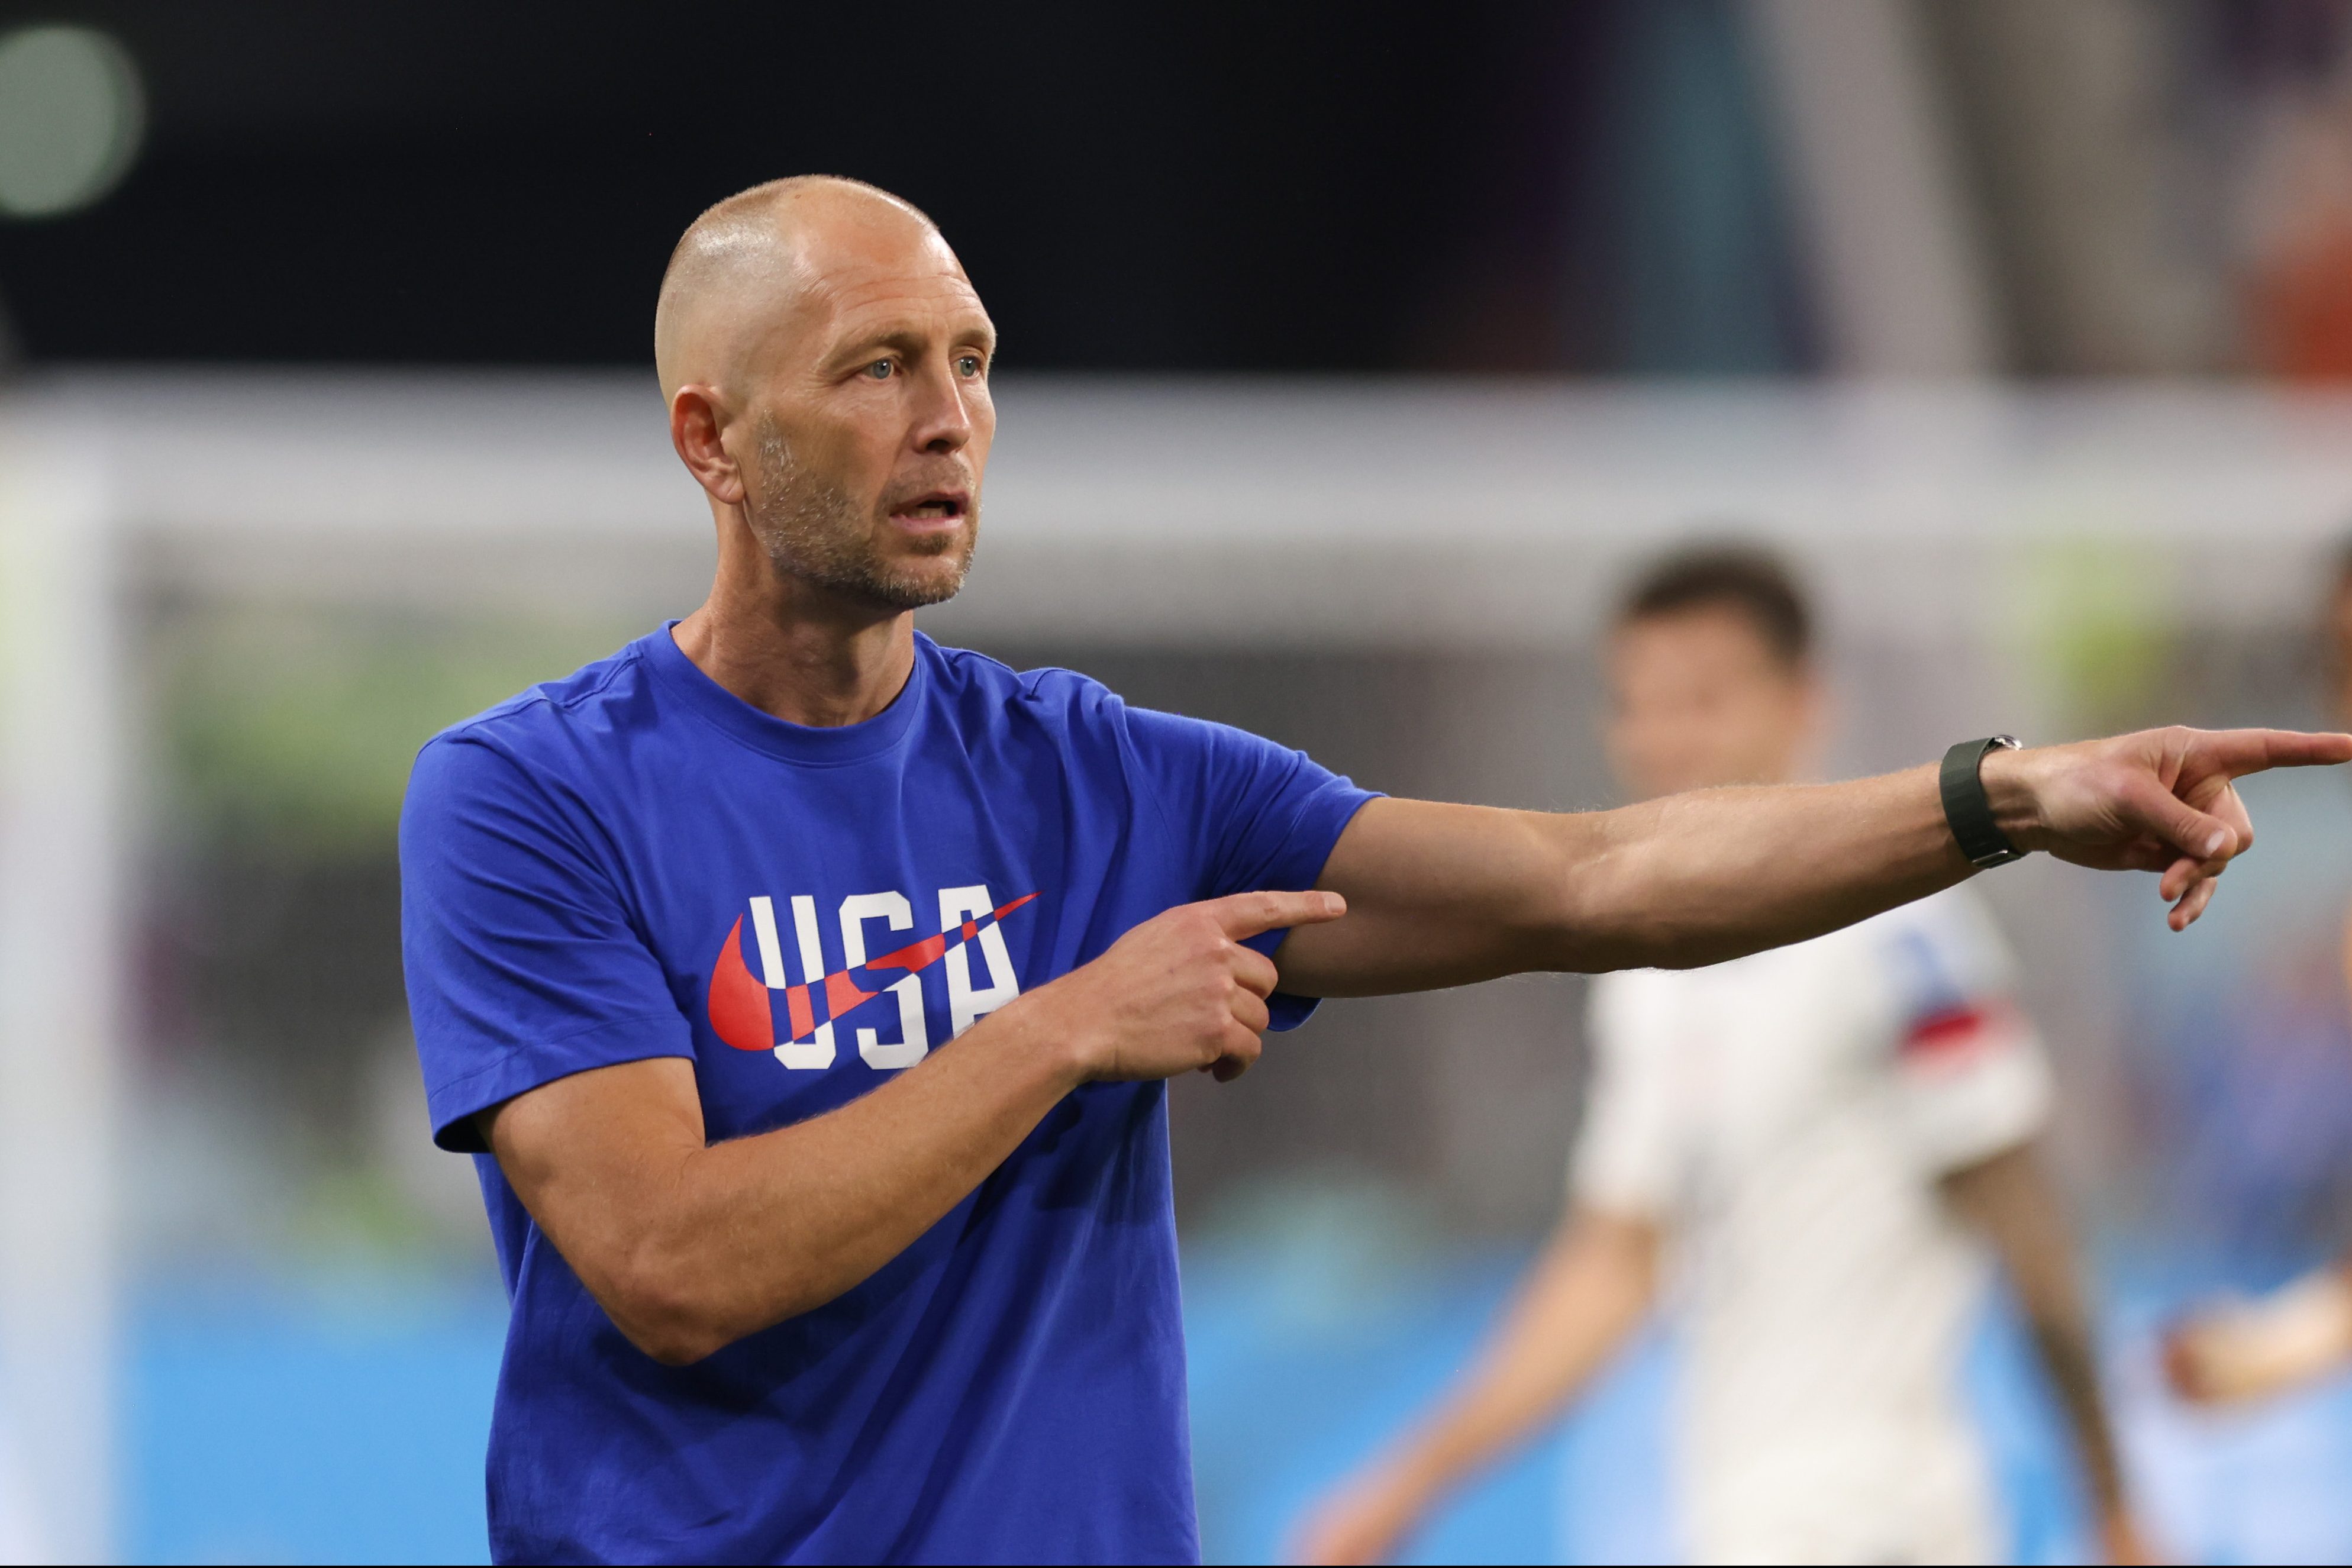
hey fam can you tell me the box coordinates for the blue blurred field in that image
[127,1278,506,1564]
[125,1248,2352,1564]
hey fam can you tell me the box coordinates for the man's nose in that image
[911,362,975,454]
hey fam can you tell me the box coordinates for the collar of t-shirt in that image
[643,618,928,767]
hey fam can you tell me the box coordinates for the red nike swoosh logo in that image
[708,893,1038,1051]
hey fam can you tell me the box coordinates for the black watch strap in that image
[1940,735,2026,868]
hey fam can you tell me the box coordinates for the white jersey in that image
[1575,886,2051,1566]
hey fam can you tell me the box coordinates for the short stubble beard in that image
[747,416,976,611]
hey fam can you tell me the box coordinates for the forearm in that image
[2027,1313,2129,1519]
[1944,1147,2129,1519]
[496,1004,1082,1365]
[1371,1217,1656,1509]
[1289,768,1968,992]
[1552,766,1970,972]
[668,1012,1078,1347]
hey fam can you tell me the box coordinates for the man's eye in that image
[956,354,983,378]
[864,360,894,380]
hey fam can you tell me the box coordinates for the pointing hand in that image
[1983,727,2352,928]
[1009,890,1348,1083]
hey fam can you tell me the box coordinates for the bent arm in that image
[483,888,1343,1366]
[485,1011,1083,1366]
[1293,1212,1657,1564]
[1942,1143,2135,1543]
[1279,727,2352,997]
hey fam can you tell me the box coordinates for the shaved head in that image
[656,175,998,619]
[654,176,947,402]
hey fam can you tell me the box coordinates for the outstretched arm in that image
[1290,1211,1659,1566]
[1277,727,2352,997]
[1943,1143,2153,1565]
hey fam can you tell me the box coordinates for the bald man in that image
[399,176,2352,1564]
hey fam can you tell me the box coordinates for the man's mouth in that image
[890,491,970,528]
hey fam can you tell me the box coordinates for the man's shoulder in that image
[410,636,657,796]
[920,635,1127,726]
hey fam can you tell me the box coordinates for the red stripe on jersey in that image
[825,969,876,1019]
[1902,1001,2012,1058]
[869,930,950,973]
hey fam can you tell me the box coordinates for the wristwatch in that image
[1940,735,2026,868]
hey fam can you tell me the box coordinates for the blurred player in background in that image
[2164,541,2352,1408]
[1296,547,2151,1566]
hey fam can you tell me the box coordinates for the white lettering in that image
[939,884,1020,1038]
[774,893,836,1069]
[747,895,789,989]
[839,891,928,1070]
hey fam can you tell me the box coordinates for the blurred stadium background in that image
[8,1,2352,1561]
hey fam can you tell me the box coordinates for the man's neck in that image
[672,573,917,729]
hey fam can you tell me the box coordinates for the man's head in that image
[657,176,996,612]
[1604,544,1821,800]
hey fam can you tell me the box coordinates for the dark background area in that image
[20,1,2352,380]
[0,0,1809,373]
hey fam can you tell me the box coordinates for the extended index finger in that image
[2199,727,2352,777]
[1204,888,1348,941]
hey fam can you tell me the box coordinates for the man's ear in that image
[670,384,746,507]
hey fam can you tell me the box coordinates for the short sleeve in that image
[1121,705,1379,1028]
[1877,891,2053,1175]
[1568,976,1683,1219]
[401,734,693,1152]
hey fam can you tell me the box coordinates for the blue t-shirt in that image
[399,625,1375,1565]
